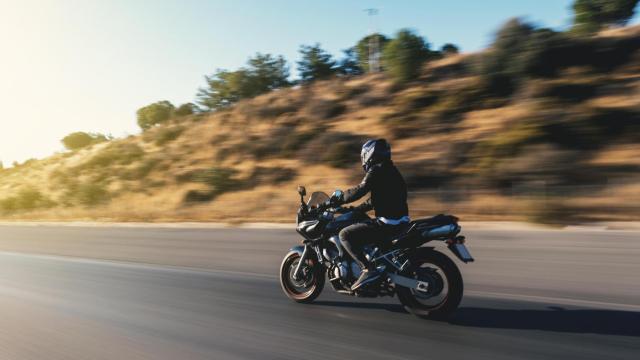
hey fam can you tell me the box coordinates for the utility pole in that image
[364,8,380,73]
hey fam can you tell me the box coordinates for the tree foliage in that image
[337,48,363,76]
[441,43,460,56]
[136,101,175,130]
[174,103,197,116]
[246,53,290,93]
[355,33,390,72]
[61,132,109,150]
[197,53,289,110]
[382,29,432,83]
[479,18,535,96]
[479,18,565,95]
[572,0,639,33]
[297,44,337,82]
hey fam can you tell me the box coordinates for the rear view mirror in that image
[297,186,306,197]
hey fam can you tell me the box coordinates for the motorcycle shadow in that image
[312,301,640,336]
[311,300,407,314]
[449,306,640,337]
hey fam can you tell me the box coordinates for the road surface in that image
[0,224,638,359]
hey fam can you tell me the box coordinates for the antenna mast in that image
[364,8,380,73]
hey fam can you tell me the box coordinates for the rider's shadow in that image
[449,306,640,337]
[312,301,640,337]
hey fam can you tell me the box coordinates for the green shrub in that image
[388,89,439,118]
[281,127,319,155]
[121,158,159,180]
[526,199,576,225]
[541,107,640,150]
[153,126,185,146]
[137,101,175,130]
[183,190,215,203]
[174,103,196,116]
[342,85,370,100]
[178,167,240,202]
[61,132,109,150]
[322,135,363,168]
[472,122,543,171]
[533,81,599,102]
[75,183,110,206]
[307,99,346,119]
[0,187,54,212]
[382,29,432,83]
[59,182,110,207]
[192,167,238,193]
[81,143,145,170]
[384,114,425,138]
[249,166,297,186]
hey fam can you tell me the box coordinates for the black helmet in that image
[361,139,391,172]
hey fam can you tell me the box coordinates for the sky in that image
[0,0,636,165]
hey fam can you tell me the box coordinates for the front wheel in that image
[396,249,463,319]
[279,250,325,303]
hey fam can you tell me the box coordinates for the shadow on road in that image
[312,301,640,336]
[450,307,640,337]
[312,300,407,314]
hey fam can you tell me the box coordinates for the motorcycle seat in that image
[387,214,459,249]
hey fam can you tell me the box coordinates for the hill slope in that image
[1,26,640,223]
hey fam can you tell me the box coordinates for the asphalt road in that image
[0,225,638,359]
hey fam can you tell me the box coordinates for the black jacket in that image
[342,160,409,219]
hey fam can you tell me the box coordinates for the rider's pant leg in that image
[339,220,380,269]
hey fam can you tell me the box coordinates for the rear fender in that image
[414,243,472,264]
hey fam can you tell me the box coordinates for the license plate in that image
[450,243,474,263]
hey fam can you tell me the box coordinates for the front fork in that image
[293,244,323,281]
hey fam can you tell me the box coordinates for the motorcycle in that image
[279,186,474,319]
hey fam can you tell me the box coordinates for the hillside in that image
[1,26,640,223]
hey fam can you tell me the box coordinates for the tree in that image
[61,132,109,150]
[297,44,337,82]
[382,29,432,83]
[174,103,197,116]
[197,70,246,110]
[479,18,536,96]
[245,53,290,95]
[572,0,639,33]
[337,47,363,76]
[197,53,290,110]
[441,43,460,56]
[136,101,175,130]
[355,33,390,72]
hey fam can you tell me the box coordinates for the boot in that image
[351,267,380,290]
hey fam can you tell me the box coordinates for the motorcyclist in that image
[331,139,409,290]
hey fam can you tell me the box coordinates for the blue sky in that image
[0,0,637,164]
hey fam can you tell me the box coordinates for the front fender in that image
[288,245,306,256]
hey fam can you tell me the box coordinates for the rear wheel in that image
[279,250,325,303]
[396,249,463,319]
